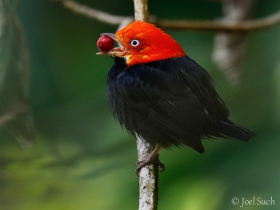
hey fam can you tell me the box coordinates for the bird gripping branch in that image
[97,21,255,175]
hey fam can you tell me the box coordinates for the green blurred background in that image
[1,0,280,209]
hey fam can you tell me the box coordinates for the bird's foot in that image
[135,158,165,176]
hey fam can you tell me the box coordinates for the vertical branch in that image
[137,137,159,210]
[133,1,159,210]
[212,0,255,85]
[134,0,149,22]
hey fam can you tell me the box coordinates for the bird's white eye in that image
[130,39,140,47]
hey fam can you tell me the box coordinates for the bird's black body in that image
[107,56,255,153]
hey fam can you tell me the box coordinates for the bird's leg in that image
[136,144,165,175]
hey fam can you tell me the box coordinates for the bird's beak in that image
[96,33,128,57]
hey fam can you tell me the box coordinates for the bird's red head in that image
[98,21,186,66]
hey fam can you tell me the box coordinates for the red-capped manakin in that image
[97,21,255,174]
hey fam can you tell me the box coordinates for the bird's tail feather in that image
[217,120,256,142]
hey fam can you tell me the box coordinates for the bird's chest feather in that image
[107,56,227,129]
[107,58,161,119]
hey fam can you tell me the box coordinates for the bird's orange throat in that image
[124,48,186,67]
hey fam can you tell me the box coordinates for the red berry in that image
[97,35,114,52]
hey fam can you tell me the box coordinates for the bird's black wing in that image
[108,56,255,153]
[109,56,228,153]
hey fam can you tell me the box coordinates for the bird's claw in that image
[135,159,165,176]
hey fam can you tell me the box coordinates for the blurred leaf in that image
[0,0,35,147]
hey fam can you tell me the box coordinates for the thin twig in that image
[56,0,280,31]
[155,11,280,31]
[56,0,129,25]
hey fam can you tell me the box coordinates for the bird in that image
[97,20,255,174]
